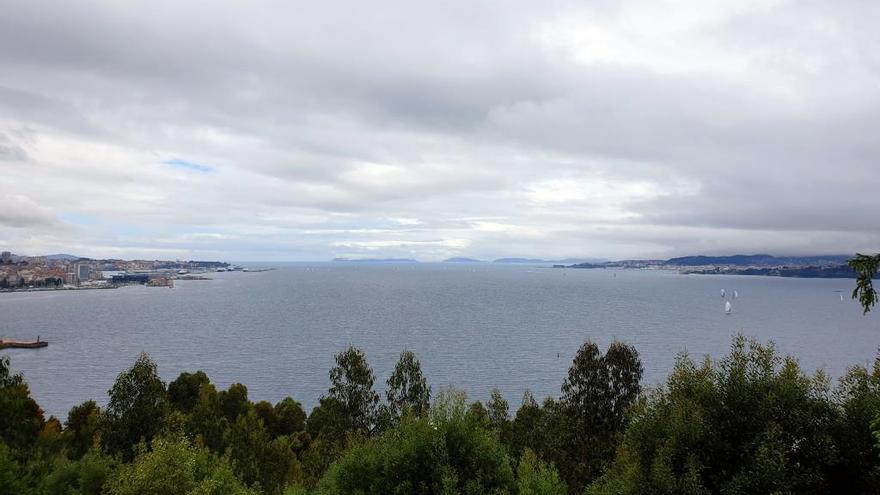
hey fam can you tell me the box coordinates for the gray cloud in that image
[0,0,878,260]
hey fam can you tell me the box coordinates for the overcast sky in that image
[1,0,878,261]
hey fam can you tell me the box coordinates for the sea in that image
[1,263,877,420]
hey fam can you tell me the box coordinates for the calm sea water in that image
[1,263,877,419]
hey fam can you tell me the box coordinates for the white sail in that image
[721,289,726,298]
[733,290,738,299]
[840,294,844,302]
[725,301,732,314]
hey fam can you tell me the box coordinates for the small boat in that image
[721,289,726,298]
[724,301,732,315]
[840,294,844,302]
[733,290,738,299]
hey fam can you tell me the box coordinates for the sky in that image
[1,0,879,261]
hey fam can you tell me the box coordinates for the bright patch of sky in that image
[163,159,214,173]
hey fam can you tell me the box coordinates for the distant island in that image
[493,257,607,265]
[442,257,484,263]
[331,258,418,263]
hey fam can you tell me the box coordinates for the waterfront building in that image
[74,262,90,283]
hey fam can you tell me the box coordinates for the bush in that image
[104,436,255,495]
[317,388,515,494]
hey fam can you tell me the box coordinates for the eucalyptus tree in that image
[102,352,167,459]
[384,350,431,425]
[327,345,379,434]
[557,340,643,491]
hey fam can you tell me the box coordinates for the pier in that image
[0,338,48,349]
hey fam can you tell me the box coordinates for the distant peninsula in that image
[561,253,861,279]
[442,257,484,263]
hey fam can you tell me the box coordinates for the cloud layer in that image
[1,0,878,260]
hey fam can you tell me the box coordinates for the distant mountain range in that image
[45,254,83,261]
[663,254,850,267]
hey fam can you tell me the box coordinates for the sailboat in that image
[721,289,726,298]
[724,301,732,315]
[840,294,844,302]
[733,290,738,299]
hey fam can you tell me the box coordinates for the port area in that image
[0,339,48,349]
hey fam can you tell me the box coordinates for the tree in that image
[219,383,251,423]
[104,437,256,495]
[303,397,350,483]
[557,340,643,491]
[318,387,515,494]
[63,400,102,459]
[517,448,567,495]
[0,442,25,494]
[254,401,278,436]
[0,355,44,450]
[588,336,839,495]
[384,350,431,426]
[167,371,210,412]
[487,388,510,432]
[327,346,379,434]
[506,391,546,458]
[274,397,306,438]
[849,253,879,314]
[829,354,880,491]
[225,409,297,494]
[186,383,227,453]
[40,449,118,495]
[102,352,168,459]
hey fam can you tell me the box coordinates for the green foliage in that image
[849,253,879,314]
[220,383,252,423]
[104,436,256,495]
[555,340,643,491]
[168,371,211,412]
[588,336,839,495]
[327,346,379,434]
[187,383,228,453]
[0,355,44,450]
[516,449,567,495]
[467,400,491,429]
[318,387,515,495]
[307,396,349,447]
[487,388,510,432]
[7,336,880,495]
[226,409,298,494]
[254,401,279,435]
[63,400,102,459]
[0,442,26,494]
[383,350,431,427]
[102,352,168,460]
[274,397,306,438]
[505,391,545,458]
[39,448,118,495]
[829,355,880,491]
